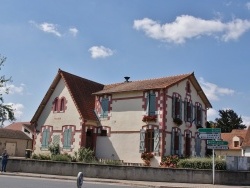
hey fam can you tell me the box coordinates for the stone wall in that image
[7,158,250,186]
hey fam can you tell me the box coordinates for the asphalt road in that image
[0,175,144,188]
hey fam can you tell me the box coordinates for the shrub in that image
[48,143,60,155]
[38,154,51,160]
[177,157,226,170]
[160,155,179,168]
[78,147,95,163]
[51,154,71,162]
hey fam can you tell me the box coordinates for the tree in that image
[215,109,246,133]
[0,55,15,127]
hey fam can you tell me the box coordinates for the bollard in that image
[77,172,84,188]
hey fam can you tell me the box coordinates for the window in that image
[63,128,72,149]
[171,128,182,156]
[101,98,109,118]
[195,103,203,127]
[100,130,107,136]
[234,141,239,147]
[184,100,193,122]
[186,81,191,93]
[185,133,191,157]
[172,95,182,120]
[24,128,30,134]
[60,98,65,112]
[139,128,159,153]
[147,92,156,116]
[53,98,59,112]
[41,128,50,148]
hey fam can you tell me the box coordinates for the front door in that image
[86,129,94,150]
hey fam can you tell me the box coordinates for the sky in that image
[1,0,250,126]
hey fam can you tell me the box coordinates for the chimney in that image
[124,76,130,82]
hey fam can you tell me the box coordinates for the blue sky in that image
[1,0,250,126]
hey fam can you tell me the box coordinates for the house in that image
[215,129,248,157]
[31,69,212,166]
[5,122,34,139]
[31,69,104,156]
[0,129,32,157]
[241,126,250,156]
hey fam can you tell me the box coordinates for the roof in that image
[4,122,34,132]
[31,69,104,124]
[93,72,212,108]
[242,126,250,147]
[221,129,248,149]
[0,129,32,140]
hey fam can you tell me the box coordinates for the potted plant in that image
[142,115,157,122]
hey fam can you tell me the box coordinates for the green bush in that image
[177,157,226,170]
[51,154,71,162]
[78,147,96,163]
[48,143,60,155]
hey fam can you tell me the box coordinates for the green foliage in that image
[48,143,60,155]
[0,55,15,126]
[78,147,95,163]
[31,153,51,160]
[160,155,179,168]
[51,153,71,162]
[215,109,246,133]
[177,157,226,170]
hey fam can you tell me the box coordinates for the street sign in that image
[198,128,221,133]
[207,140,228,145]
[207,145,228,149]
[198,133,221,140]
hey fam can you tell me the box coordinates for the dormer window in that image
[234,141,239,147]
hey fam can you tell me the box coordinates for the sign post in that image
[198,128,225,185]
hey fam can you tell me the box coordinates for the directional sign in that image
[207,145,228,150]
[198,133,221,140]
[198,128,221,133]
[207,140,228,145]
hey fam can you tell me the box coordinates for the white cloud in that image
[207,108,218,121]
[30,21,62,37]
[0,83,25,95]
[69,27,78,37]
[11,103,24,119]
[89,46,114,59]
[242,116,250,127]
[199,77,235,101]
[133,15,250,44]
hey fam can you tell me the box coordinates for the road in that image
[0,175,145,188]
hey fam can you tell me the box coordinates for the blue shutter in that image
[149,93,156,116]
[178,131,182,156]
[195,137,201,156]
[63,129,68,148]
[172,96,176,118]
[200,107,203,127]
[195,106,197,125]
[42,129,49,148]
[190,103,193,123]
[101,98,109,118]
[67,128,72,148]
[139,129,145,153]
[64,128,72,149]
[171,129,175,155]
[153,129,160,153]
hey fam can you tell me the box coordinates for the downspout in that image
[161,88,166,159]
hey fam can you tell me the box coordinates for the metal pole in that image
[212,149,215,185]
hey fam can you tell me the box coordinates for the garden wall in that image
[7,158,250,186]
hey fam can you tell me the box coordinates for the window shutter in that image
[171,129,175,155]
[149,93,156,116]
[67,128,72,148]
[190,103,193,123]
[101,98,109,117]
[195,106,197,125]
[179,99,182,120]
[63,129,68,148]
[172,96,176,118]
[42,129,49,148]
[184,101,187,122]
[200,108,203,127]
[153,129,160,153]
[178,131,182,156]
[195,137,201,156]
[139,129,145,153]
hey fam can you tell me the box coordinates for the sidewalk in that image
[2,172,249,188]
